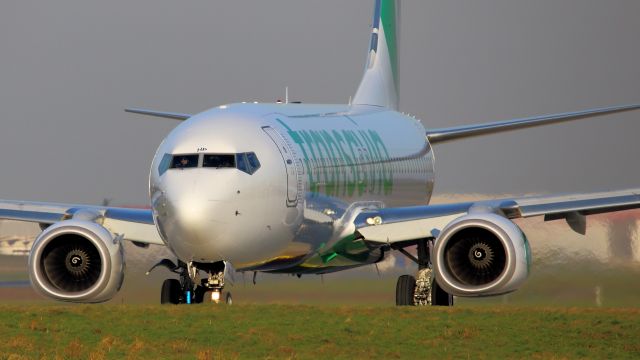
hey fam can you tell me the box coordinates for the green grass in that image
[0,305,639,359]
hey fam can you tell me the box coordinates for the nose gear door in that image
[262,126,302,207]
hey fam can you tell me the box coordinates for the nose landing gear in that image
[198,265,232,304]
[148,259,232,305]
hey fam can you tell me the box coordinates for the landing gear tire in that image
[396,275,416,306]
[161,279,180,304]
[202,290,233,304]
[431,279,454,306]
[193,286,206,304]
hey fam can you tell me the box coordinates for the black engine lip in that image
[29,224,112,300]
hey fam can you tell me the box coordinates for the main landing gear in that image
[148,259,232,305]
[394,238,453,307]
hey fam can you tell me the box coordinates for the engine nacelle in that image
[433,213,531,297]
[28,220,125,303]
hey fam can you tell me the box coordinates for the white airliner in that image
[2,0,639,306]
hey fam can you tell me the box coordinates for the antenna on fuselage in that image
[285,86,289,104]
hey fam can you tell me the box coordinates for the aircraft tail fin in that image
[353,0,400,110]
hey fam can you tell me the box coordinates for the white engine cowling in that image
[433,213,531,297]
[28,220,125,303]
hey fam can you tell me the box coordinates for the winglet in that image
[353,0,400,110]
[125,108,192,121]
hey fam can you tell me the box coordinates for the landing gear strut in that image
[394,238,453,307]
[148,259,232,305]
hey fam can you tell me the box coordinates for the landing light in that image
[211,291,221,301]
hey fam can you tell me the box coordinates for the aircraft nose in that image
[168,188,207,231]
[161,173,228,261]
[166,183,211,234]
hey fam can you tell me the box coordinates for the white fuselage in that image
[149,103,434,272]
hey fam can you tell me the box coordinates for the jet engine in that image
[28,220,125,303]
[432,213,531,296]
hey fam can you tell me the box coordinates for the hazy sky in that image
[0,0,638,205]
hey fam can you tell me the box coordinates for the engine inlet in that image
[444,227,507,286]
[40,235,102,292]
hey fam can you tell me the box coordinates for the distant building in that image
[0,236,32,256]
[0,220,39,256]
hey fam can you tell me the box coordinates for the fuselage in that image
[149,103,434,273]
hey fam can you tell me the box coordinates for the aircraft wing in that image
[355,188,640,244]
[0,200,164,245]
[426,104,640,144]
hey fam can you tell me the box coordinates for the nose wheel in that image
[202,290,233,304]
[150,260,232,305]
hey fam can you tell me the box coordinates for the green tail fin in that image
[353,0,400,110]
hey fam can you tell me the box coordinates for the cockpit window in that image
[236,153,250,173]
[235,152,260,174]
[203,154,235,168]
[170,154,199,169]
[159,152,261,175]
[246,152,261,173]
[158,153,173,176]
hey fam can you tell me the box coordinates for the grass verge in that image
[0,304,638,359]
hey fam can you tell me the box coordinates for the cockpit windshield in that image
[170,154,199,169]
[203,154,235,168]
[160,152,261,175]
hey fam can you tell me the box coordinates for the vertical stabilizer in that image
[353,0,399,110]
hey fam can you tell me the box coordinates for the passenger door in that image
[262,126,301,207]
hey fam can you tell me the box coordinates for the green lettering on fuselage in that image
[276,118,395,198]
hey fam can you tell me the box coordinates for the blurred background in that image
[0,0,638,306]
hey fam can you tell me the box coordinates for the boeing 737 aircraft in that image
[2,0,639,306]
